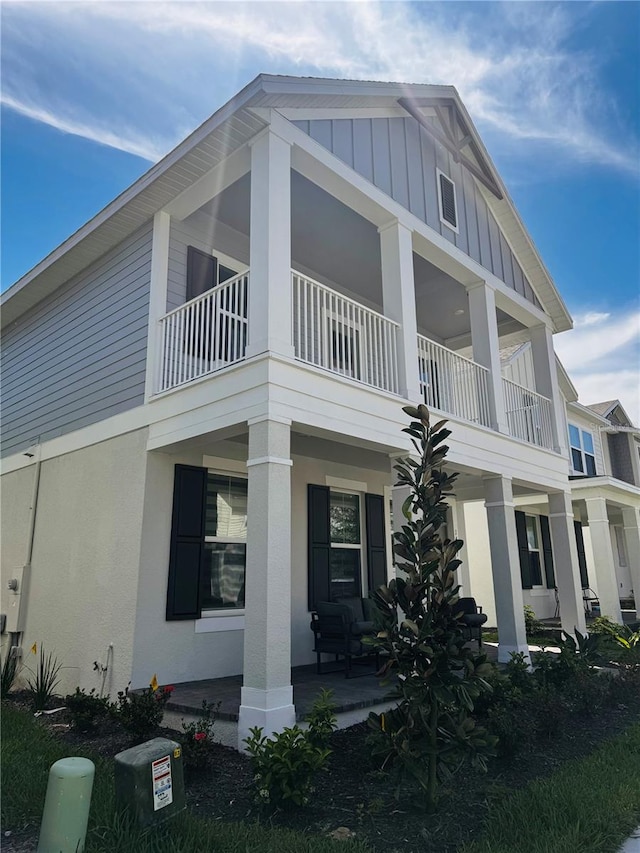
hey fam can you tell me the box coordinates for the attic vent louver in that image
[437,170,458,232]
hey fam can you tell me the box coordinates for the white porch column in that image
[483,476,529,662]
[548,492,587,635]
[144,211,171,401]
[379,221,421,402]
[238,416,295,749]
[246,129,294,359]
[621,506,640,619]
[467,282,508,434]
[585,496,623,624]
[529,323,566,455]
[449,498,472,596]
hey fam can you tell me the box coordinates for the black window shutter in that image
[515,510,533,590]
[166,465,207,620]
[308,485,331,610]
[186,246,217,301]
[365,493,388,592]
[539,515,556,589]
[439,174,457,228]
[574,520,590,589]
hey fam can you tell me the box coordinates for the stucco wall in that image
[132,436,392,686]
[1,429,149,696]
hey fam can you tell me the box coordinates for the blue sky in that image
[2,1,639,420]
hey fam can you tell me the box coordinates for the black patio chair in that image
[310,598,379,678]
[455,597,488,649]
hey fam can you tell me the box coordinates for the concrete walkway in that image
[619,827,640,852]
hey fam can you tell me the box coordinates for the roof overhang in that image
[1,74,573,335]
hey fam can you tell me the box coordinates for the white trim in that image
[196,615,245,633]
[245,456,293,468]
[436,168,459,234]
[326,476,368,492]
[144,211,171,403]
[202,456,246,474]
[247,414,292,427]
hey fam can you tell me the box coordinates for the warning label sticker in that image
[152,755,173,811]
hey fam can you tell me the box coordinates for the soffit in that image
[2,74,572,335]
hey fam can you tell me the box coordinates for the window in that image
[307,485,387,610]
[614,527,628,568]
[329,492,362,600]
[326,311,363,381]
[436,169,458,232]
[515,510,555,591]
[525,515,543,586]
[186,245,237,301]
[569,425,596,475]
[202,474,247,611]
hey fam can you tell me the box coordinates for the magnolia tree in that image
[368,404,496,811]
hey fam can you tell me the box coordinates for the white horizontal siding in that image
[294,117,541,310]
[1,224,152,457]
[566,409,606,476]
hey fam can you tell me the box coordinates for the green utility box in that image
[114,737,185,827]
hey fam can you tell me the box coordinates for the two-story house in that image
[464,345,640,627]
[1,75,591,747]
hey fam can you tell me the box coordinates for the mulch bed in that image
[7,686,640,853]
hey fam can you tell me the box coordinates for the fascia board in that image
[1,73,268,327]
[567,400,611,426]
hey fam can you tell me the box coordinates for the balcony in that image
[156,270,555,452]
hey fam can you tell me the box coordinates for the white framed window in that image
[568,424,597,475]
[614,526,628,567]
[436,169,459,233]
[329,490,364,599]
[201,473,247,612]
[525,515,544,587]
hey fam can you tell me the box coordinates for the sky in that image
[2,0,639,422]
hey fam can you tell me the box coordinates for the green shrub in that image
[112,681,173,742]
[181,700,220,771]
[244,691,335,808]
[65,687,110,733]
[589,615,624,637]
[523,605,541,637]
[25,644,62,711]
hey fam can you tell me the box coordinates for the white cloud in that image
[555,309,640,425]
[1,1,638,176]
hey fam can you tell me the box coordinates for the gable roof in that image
[1,74,573,334]
[587,400,635,428]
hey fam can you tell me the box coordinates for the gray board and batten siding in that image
[293,116,541,310]
[1,224,153,458]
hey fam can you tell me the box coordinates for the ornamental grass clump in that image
[25,644,62,711]
[367,404,496,811]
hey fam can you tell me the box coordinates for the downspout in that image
[13,444,42,648]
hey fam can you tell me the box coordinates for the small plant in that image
[25,644,62,711]
[523,605,542,637]
[1,645,20,700]
[112,680,173,741]
[181,700,220,771]
[65,687,109,733]
[244,690,336,808]
[303,688,336,748]
[589,615,624,637]
[505,651,533,690]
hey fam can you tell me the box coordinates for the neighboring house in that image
[1,74,593,747]
[464,347,640,626]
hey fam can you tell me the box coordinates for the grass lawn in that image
[461,722,640,853]
[1,704,369,853]
[3,703,640,852]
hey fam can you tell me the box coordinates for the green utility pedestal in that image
[114,737,185,827]
[37,757,95,853]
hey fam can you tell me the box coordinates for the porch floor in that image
[166,644,499,721]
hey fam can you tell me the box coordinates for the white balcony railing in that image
[502,377,554,449]
[292,271,400,394]
[417,335,492,428]
[159,272,248,392]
